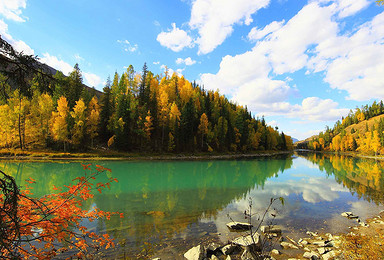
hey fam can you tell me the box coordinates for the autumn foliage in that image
[0,164,122,259]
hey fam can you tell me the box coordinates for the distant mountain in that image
[292,138,299,143]
[0,53,102,97]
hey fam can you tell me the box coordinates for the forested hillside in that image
[0,60,293,153]
[304,100,384,155]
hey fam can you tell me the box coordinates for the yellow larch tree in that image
[0,104,17,148]
[331,135,342,151]
[169,102,181,133]
[87,97,101,147]
[371,130,381,155]
[51,96,69,151]
[144,110,153,141]
[198,113,209,149]
[71,99,87,147]
[158,89,169,146]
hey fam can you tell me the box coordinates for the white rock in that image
[341,212,359,219]
[313,241,326,247]
[322,250,337,260]
[232,233,261,248]
[271,249,281,255]
[280,242,299,249]
[303,251,320,259]
[184,245,205,260]
[318,247,329,255]
[260,225,282,234]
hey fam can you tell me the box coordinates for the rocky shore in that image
[150,211,384,260]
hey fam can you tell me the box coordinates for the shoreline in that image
[295,149,384,161]
[0,149,293,162]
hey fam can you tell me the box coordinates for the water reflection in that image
[298,152,384,205]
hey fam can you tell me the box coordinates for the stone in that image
[211,255,219,260]
[184,245,205,260]
[260,225,282,234]
[152,258,161,260]
[226,221,253,230]
[322,250,337,260]
[317,247,329,255]
[221,244,237,255]
[341,212,359,219]
[324,241,334,247]
[207,242,222,252]
[280,242,299,249]
[303,251,320,259]
[299,239,309,246]
[225,256,232,260]
[232,233,261,249]
[359,222,369,227]
[271,249,281,255]
[312,241,326,247]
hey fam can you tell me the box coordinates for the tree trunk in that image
[18,114,23,150]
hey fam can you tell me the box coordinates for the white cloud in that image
[83,72,103,87]
[74,54,84,61]
[156,23,193,52]
[40,53,103,88]
[176,57,196,66]
[337,0,370,18]
[117,40,138,52]
[189,0,270,54]
[160,64,183,77]
[288,97,349,121]
[153,61,160,65]
[0,19,34,55]
[0,0,27,22]
[248,20,285,41]
[40,53,73,75]
[319,12,384,101]
[200,1,383,121]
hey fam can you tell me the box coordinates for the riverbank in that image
[0,148,293,161]
[172,210,384,260]
[296,149,384,161]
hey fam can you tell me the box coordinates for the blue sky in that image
[1,0,383,140]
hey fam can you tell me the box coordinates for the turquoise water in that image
[1,153,383,258]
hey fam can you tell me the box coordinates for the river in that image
[1,152,383,258]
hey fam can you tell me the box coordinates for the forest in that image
[0,59,293,153]
[304,100,384,155]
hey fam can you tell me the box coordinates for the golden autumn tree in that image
[169,102,181,133]
[86,97,101,148]
[71,99,87,147]
[0,104,16,148]
[144,110,153,141]
[331,135,342,152]
[158,89,169,146]
[51,96,69,151]
[198,113,209,149]
[371,130,381,155]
